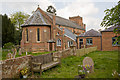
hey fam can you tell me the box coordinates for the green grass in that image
[2,50,56,60]
[33,51,118,78]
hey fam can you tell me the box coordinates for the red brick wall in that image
[77,37,101,51]
[21,26,50,52]
[101,31,120,51]
[54,27,76,51]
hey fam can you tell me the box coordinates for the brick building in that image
[101,26,120,51]
[21,6,86,52]
[76,29,102,51]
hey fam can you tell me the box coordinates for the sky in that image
[0,0,119,31]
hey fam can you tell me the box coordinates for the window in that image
[37,28,40,41]
[112,37,119,46]
[79,39,83,45]
[71,41,73,45]
[68,41,73,47]
[26,29,28,42]
[68,41,70,47]
[86,38,93,45]
[57,39,61,46]
[79,39,83,48]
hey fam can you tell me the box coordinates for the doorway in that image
[49,43,52,51]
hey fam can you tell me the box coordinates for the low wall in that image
[1,55,32,79]
[1,46,96,79]
[53,47,76,58]
[76,47,97,57]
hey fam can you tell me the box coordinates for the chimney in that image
[69,16,83,27]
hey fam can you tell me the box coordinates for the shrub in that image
[3,42,14,49]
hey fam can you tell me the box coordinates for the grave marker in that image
[83,57,94,73]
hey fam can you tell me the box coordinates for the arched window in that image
[57,39,61,46]
[37,28,40,41]
[26,29,28,41]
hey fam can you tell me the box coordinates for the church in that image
[20,6,86,52]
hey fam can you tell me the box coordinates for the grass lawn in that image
[33,51,118,78]
[2,50,56,60]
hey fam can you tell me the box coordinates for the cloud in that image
[1,0,55,16]
[1,0,117,31]
[57,0,100,31]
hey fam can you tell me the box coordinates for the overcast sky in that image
[0,0,119,31]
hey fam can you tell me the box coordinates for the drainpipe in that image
[100,32,102,51]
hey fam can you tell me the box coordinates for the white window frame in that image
[57,39,61,46]
[112,37,119,46]
[86,38,93,45]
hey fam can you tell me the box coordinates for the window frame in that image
[79,39,83,45]
[57,39,61,46]
[112,37,119,46]
[86,38,93,45]
[68,41,73,47]
[26,28,29,42]
[37,28,40,42]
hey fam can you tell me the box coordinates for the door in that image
[49,43,52,51]
[79,39,83,49]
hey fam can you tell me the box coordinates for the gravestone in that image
[83,57,94,73]
[18,48,22,55]
[6,53,12,59]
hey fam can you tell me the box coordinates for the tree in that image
[100,1,120,43]
[10,11,30,30]
[2,14,15,47]
[46,5,56,15]
[10,12,30,45]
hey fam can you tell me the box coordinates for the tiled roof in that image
[21,7,85,30]
[78,29,101,37]
[101,26,120,32]
[60,28,76,41]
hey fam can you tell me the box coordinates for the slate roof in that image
[21,9,50,27]
[78,29,101,37]
[46,12,85,30]
[60,28,76,41]
[101,26,120,32]
[21,7,85,30]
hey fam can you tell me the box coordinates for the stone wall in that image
[1,55,32,79]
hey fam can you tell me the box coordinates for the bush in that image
[3,42,14,49]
